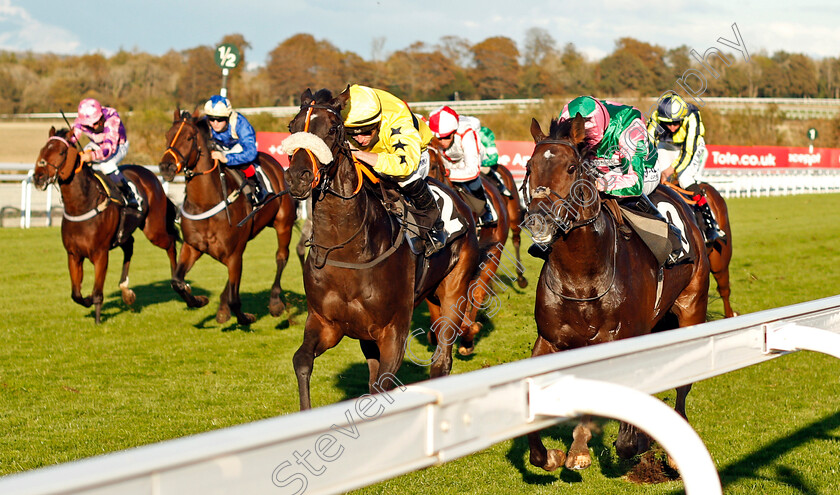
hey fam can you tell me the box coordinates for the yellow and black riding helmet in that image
[343,85,382,140]
[657,92,689,124]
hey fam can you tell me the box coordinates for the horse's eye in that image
[568,164,576,174]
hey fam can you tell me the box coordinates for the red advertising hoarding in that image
[258,132,840,181]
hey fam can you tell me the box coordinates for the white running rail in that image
[1,295,840,494]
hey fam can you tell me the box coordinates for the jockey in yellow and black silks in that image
[342,84,445,257]
[647,92,725,245]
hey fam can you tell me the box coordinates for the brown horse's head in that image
[284,88,349,199]
[159,110,205,182]
[33,127,80,190]
[523,115,597,245]
[425,137,451,184]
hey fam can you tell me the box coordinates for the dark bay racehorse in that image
[32,127,179,323]
[285,88,480,410]
[524,116,710,472]
[664,181,735,317]
[427,140,511,354]
[158,111,297,325]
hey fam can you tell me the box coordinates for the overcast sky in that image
[1,0,837,68]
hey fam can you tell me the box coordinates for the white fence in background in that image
[703,168,840,198]
[1,295,840,494]
[0,164,184,228]
[6,97,840,120]
[3,164,840,228]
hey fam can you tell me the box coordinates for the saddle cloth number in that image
[655,200,690,255]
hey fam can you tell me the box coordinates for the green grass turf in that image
[1,194,839,494]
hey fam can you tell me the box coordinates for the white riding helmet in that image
[204,95,233,118]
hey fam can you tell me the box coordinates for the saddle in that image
[92,170,143,247]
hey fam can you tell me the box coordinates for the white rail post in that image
[45,185,53,227]
[765,322,840,359]
[528,377,722,495]
[21,171,34,228]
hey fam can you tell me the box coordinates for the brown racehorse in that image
[663,181,735,318]
[524,116,710,472]
[158,111,297,326]
[489,164,529,288]
[426,139,511,355]
[32,127,179,324]
[284,88,480,410]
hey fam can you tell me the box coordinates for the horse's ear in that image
[569,115,587,145]
[530,118,546,143]
[49,126,56,137]
[192,108,201,120]
[173,109,181,121]
[337,85,351,111]
[300,88,314,107]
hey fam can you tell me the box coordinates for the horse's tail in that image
[165,197,182,243]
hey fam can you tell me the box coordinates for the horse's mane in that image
[54,128,72,139]
[311,88,334,105]
[547,117,597,152]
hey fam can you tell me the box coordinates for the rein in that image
[525,138,600,236]
[165,118,237,220]
[40,135,112,222]
[291,102,402,270]
[529,136,616,302]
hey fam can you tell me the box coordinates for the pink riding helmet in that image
[559,96,610,144]
[77,98,103,126]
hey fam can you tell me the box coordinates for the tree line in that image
[2,29,838,116]
[2,29,839,162]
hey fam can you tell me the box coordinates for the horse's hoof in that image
[531,449,565,472]
[565,450,592,470]
[216,311,231,324]
[517,277,528,289]
[469,321,483,338]
[122,290,136,306]
[238,313,256,325]
[189,296,209,308]
[269,300,285,317]
[667,455,679,471]
[458,344,474,356]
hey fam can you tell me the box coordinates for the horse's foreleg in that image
[459,248,505,355]
[293,315,343,410]
[118,237,136,306]
[296,217,312,271]
[710,255,735,318]
[171,243,208,308]
[90,249,109,324]
[508,204,528,289]
[372,322,409,395]
[360,340,381,389]
[527,335,567,471]
[269,222,292,318]
[67,253,92,308]
[221,255,254,326]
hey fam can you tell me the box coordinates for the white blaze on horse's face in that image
[542,149,555,160]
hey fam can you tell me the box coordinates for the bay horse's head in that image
[33,127,80,190]
[524,115,599,245]
[425,137,451,184]
[283,88,349,200]
[159,110,207,182]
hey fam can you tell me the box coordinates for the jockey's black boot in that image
[470,180,496,226]
[686,185,725,246]
[401,179,446,257]
[489,167,512,198]
[625,194,690,267]
[249,173,270,206]
[116,177,138,209]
